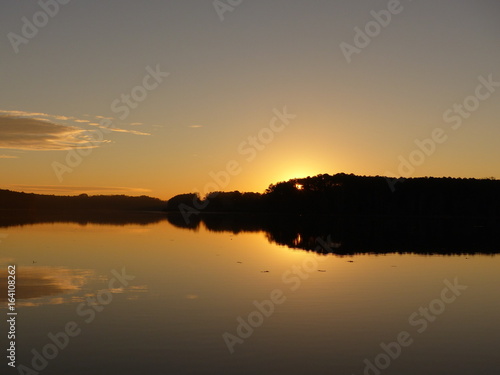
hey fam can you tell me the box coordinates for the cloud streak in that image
[0,110,150,152]
[0,116,101,151]
[0,154,19,159]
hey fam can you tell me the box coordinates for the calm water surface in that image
[1,219,499,374]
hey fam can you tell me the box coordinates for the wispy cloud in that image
[0,110,78,123]
[7,184,151,195]
[0,116,101,151]
[0,110,151,152]
[188,125,204,128]
[105,127,150,136]
[0,110,68,120]
[85,120,150,135]
[0,155,19,159]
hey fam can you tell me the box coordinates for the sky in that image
[1,0,499,200]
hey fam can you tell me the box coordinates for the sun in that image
[253,157,331,193]
[272,167,315,184]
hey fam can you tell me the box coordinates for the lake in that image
[1,214,499,374]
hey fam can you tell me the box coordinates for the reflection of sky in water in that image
[0,266,148,308]
[1,222,499,374]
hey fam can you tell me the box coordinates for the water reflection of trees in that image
[0,209,167,227]
[1,209,498,255]
[166,213,500,255]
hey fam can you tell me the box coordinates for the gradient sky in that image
[1,0,499,199]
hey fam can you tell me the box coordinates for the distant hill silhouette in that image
[0,189,165,211]
[0,189,167,227]
[165,173,500,220]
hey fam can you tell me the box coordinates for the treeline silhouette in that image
[0,189,166,227]
[165,173,500,218]
[1,177,498,253]
[0,190,165,211]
